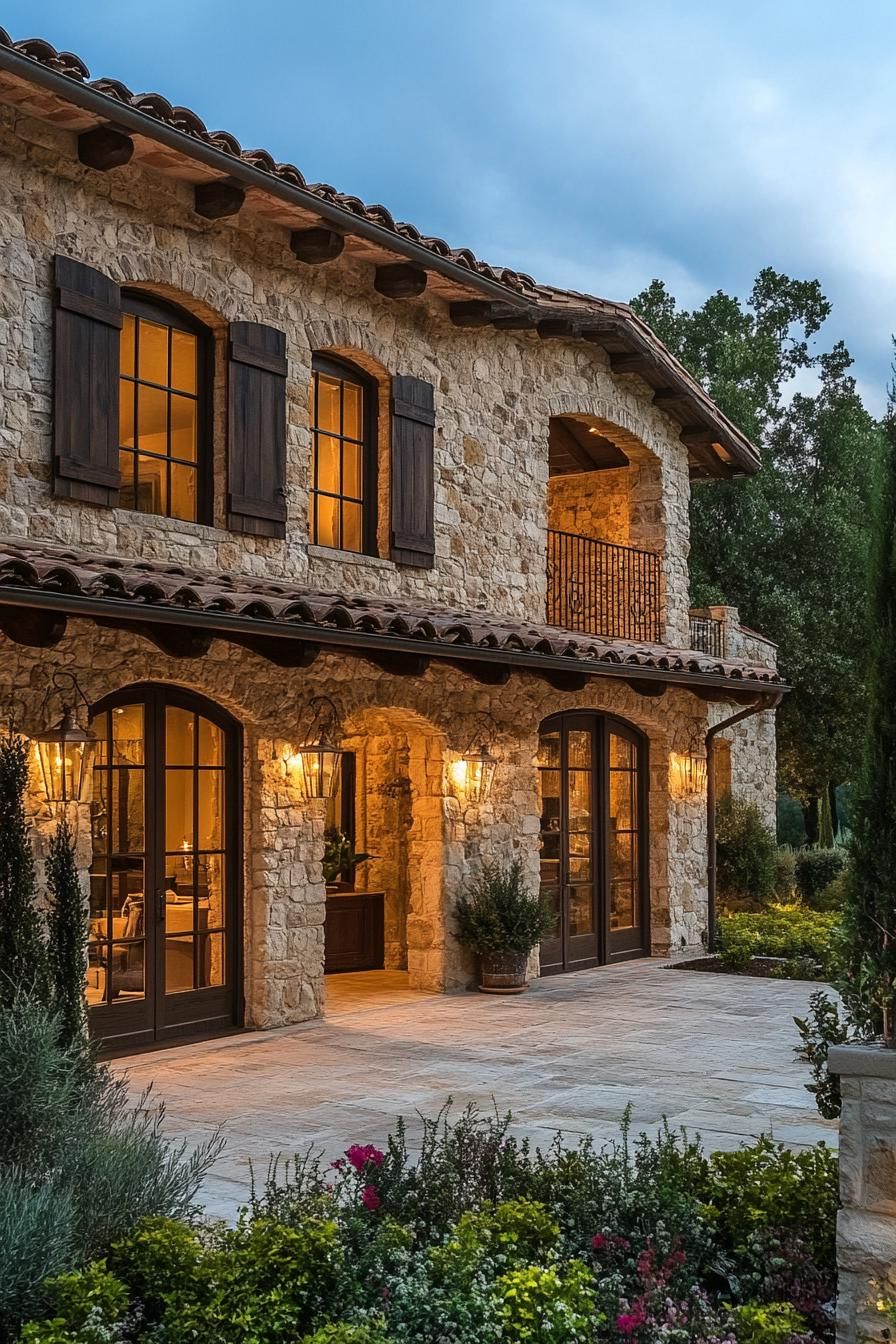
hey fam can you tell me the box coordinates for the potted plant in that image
[323,828,371,892]
[455,859,555,993]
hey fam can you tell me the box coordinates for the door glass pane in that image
[110,768,144,854]
[201,932,225,988]
[165,935,194,994]
[568,729,592,768]
[541,884,562,940]
[610,734,634,770]
[203,854,226,928]
[166,769,193,852]
[165,885,194,932]
[198,717,223,767]
[567,770,592,829]
[197,772,223,850]
[110,940,145,999]
[568,832,591,882]
[609,768,633,830]
[85,944,104,1005]
[568,886,595,936]
[537,731,560,770]
[166,707,194,766]
[611,882,636,930]
[112,705,143,764]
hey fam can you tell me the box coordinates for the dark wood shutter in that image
[53,255,122,506]
[390,374,435,567]
[227,321,288,538]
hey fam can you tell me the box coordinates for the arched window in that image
[119,294,211,524]
[309,355,377,554]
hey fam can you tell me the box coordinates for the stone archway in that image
[340,705,449,992]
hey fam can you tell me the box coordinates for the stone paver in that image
[115,962,837,1219]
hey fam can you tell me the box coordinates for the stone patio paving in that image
[116,960,837,1220]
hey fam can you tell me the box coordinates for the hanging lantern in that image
[288,696,344,801]
[34,690,97,806]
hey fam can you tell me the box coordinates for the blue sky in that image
[5,1,895,410]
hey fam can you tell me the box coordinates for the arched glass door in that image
[86,685,241,1052]
[537,712,648,973]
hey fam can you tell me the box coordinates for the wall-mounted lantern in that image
[449,717,499,805]
[670,731,708,799]
[286,695,344,801]
[34,671,97,805]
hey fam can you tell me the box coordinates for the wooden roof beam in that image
[194,178,245,219]
[290,226,345,264]
[77,124,134,171]
[610,351,654,375]
[374,263,428,299]
[449,300,496,327]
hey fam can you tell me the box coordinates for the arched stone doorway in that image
[87,683,242,1052]
[325,706,448,996]
[537,710,650,972]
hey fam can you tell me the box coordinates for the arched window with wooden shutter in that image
[227,321,288,538]
[53,255,122,506]
[390,374,435,568]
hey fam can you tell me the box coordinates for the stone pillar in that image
[828,1044,896,1343]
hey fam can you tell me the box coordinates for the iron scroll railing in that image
[546,529,662,643]
[688,616,726,658]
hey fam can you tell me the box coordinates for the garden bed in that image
[669,954,827,980]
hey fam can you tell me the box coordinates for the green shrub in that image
[715,906,839,978]
[716,795,778,907]
[493,1260,596,1344]
[454,860,554,955]
[773,848,797,903]
[0,1000,220,1341]
[731,1301,808,1344]
[18,1264,127,1344]
[795,847,847,909]
[813,865,850,912]
[301,1327,390,1344]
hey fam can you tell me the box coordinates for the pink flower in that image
[592,1233,607,1250]
[616,1308,647,1335]
[361,1184,381,1211]
[329,1158,346,1170]
[345,1143,385,1171]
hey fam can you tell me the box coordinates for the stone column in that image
[828,1044,896,1343]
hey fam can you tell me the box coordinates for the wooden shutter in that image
[227,321,288,538]
[390,374,435,567]
[53,255,122,506]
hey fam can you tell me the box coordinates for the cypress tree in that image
[0,732,48,1008]
[841,399,896,1044]
[46,818,88,1048]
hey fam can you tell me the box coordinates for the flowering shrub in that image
[17,1108,836,1344]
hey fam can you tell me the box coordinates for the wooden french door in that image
[538,712,649,974]
[86,685,242,1052]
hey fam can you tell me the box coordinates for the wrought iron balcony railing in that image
[546,528,662,643]
[688,615,726,658]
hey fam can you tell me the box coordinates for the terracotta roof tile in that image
[0,539,782,694]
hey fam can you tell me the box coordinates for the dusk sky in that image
[6,1,894,410]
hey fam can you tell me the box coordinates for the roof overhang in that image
[0,30,760,479]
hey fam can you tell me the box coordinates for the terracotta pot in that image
[478,950,530,994]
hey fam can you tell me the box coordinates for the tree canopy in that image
[631,270,883,825]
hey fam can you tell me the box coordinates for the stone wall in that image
[828,1044,896,1344]
[3,623,726,1022]
[0,101,694,637]
[702,606,779,829]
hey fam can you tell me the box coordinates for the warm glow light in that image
[285,739,342,801]
[670,751,707,798]
[34,707,97,805]
[450,744,498,805]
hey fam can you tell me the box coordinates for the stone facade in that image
[829,1045,896,1344]
[0,94,778,1034]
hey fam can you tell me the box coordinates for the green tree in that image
[840,395,896,1044]
[46,820,88,1049]
[0,733,48,1008]
[632,273,882,834]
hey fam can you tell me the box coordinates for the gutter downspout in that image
[705,693,783,951]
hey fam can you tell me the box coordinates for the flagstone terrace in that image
[116,960,837,1221]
